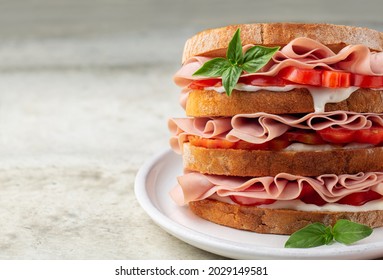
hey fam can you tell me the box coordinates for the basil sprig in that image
[285,219,373,248]
[192,28,279,96]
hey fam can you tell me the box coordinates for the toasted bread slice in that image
[182,23,383,63]
[185,88,383,117]
[189,199,383,234]
[183,143,383,177]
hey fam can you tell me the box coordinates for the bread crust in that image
[183,143,383,177]
[186,88,383,117]
[189,199,383,235]
[182,23,383,63]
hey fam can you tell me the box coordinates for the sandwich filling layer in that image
[170,171,383,211]
[169,111,383,153]
[174,37,383,114]
[174,37,383,87]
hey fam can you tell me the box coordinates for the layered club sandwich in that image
[169,23,383,234]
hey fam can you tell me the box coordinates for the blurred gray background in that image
[1,0,382,70]
[0,0,382,259]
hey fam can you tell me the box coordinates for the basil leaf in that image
[333,219,373,245]
[284,223,333,248]
[193,57,231,77]
[191,28,278,95]
[226,28,243,65]
[242,46,279,73]
[222,65,242,96]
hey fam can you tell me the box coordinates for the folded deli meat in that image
[170,172,383,206]
[168,23,383,234]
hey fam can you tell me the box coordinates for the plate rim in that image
[135,148,383,259]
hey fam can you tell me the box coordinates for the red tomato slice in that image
[337,190,382,206]
[238,75,287,86]
[317,127,357,144]
[188,136,290,151]
[354,126,383,145]
[188,67,383,90]
[318,126,383,145]
[298,183,327,206]
[279,67,351,88]
[188,79,222,90]
[278,67,322,86]
[352,74,383,88]
[188,136,235,149]
[321,70,351,88]
[278,68,382,88]
[297,184,382,206]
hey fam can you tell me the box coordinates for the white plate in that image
[135,149,383,259]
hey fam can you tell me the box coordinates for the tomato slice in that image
[188,136,235,149]
[279,67,322,86]
[337,190,382,206]
[352,74,383,88]
[277,68,382,88]
[298,183,327,206]
[354,126,383,145]
[188,79,222,90]
[298,184,382,206]
[188,136,290,151]
[321,70,351,88]
[188,67,383,90]
[317,127,356,144]
[279,67,351,88]
[238,75,287,86]
[317,126,383,145]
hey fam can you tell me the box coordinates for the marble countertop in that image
[0,0,382,259]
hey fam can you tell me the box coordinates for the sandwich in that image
[168,23,383,235]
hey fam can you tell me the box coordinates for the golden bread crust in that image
[182,22,383,63]
[183,143,383,177]
[186,88,383,117]
[189,199,383,235]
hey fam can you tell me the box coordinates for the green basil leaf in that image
[191,28,278,95]
[333,219,373,245]
[242,46,279,73]
[192,57,231,77]
[222,65,242,96]
[284,223,333,248]
[323,225,334,245]
[226,28,243,65]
